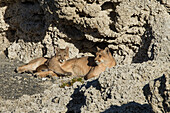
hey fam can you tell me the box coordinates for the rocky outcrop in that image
[67,61,169,112]
[0,0,169,64]
[143,73,170,113]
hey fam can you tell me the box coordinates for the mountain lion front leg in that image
[84,65,106,80]
[84,72,96,80]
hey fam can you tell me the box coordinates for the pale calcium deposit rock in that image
[0,6,10,52]
[143,73,170,113]
[0,0,169,64]
[75,61,169,113]
[1,61,168,112]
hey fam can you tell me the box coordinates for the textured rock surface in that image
[0,0,169,112]
[0,0,169,64]
[0,54,169,112]
[143,73,170,113]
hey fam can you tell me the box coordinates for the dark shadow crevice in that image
[66,79,101,113]
[102,102,153,113]
[3,0,49,43]
[132,21,155,63]
[143,75,169,113]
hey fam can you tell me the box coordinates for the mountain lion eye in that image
[99,55,101,57]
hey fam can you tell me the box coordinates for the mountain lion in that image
[35,47,116,79]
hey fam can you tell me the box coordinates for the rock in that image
[143,73,170,113]
[75,61,169,112]
[0,0,168,64]
[0,50,169,113]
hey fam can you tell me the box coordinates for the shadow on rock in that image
[143,74,170,113]
[132,21,155,63]
[0,74,45,100]
[1,0,116,55]
[2,0,51,43]
[0,54,46,100]
[66,79,101,113]
[102,102,153,113]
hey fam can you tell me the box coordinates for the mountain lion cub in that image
[16,47,70,77]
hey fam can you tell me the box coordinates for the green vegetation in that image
[60,77,84,88]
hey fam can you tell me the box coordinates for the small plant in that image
[60,77,84,88]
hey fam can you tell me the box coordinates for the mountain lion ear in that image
[105,47,110,54]
[65,46,69,52]
[96,47,101,51]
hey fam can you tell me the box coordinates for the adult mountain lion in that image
[35,47,116,79]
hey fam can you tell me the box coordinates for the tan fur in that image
[17,47,116,79]
[35,47,71,77]
[16,47,70,77]
[58,47,116,79]
[16,57,48,73]
[85,47,116,79]
[60,56,96,76]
